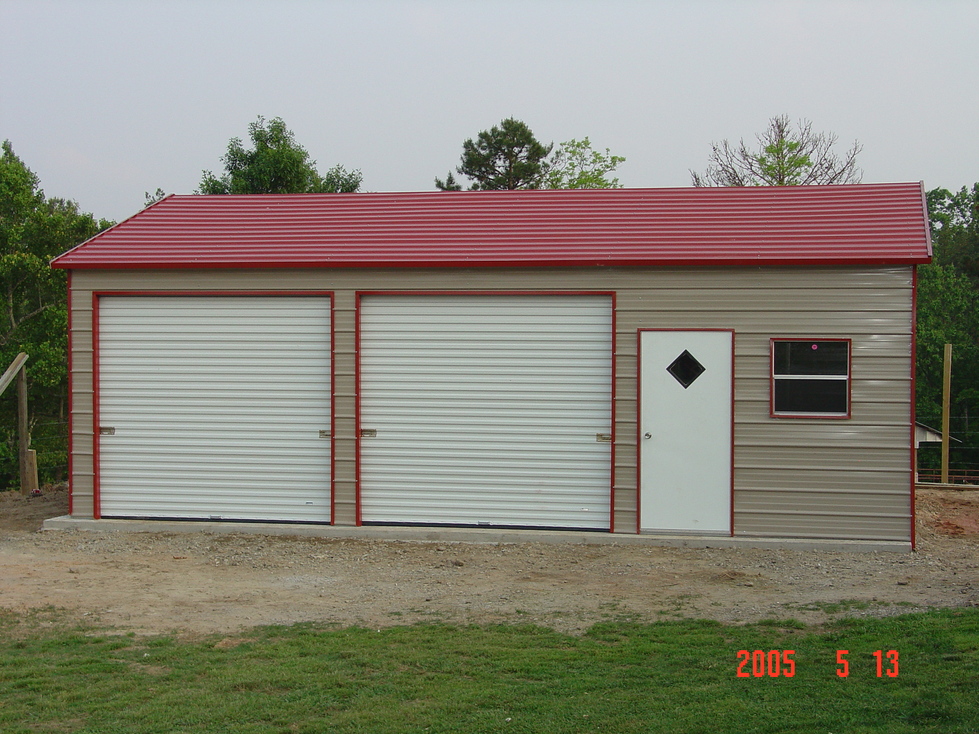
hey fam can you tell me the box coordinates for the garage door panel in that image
[98,296,332,522]
[363,490,607,527]
[99,437,330,455]
[360,295,612,529]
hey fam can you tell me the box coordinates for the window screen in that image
[772,340,850,417]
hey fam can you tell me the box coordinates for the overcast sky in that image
[2,0,977,223]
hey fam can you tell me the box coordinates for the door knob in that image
[643,432,652,439]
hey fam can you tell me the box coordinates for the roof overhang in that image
[52,184,933,271]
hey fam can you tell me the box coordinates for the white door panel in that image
[98,296,332,522]
[359,295,613,529]
[639,330,732,534]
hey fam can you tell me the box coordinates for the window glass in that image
[773,341,848,376]
[774,379,848,414]
[772,339,850,417]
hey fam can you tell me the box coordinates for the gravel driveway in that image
[1,485,977,635]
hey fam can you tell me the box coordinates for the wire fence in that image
[917,416,979,481]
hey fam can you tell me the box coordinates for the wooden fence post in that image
[0,353,36,496]
[941,343,952,485]
[16,363,38,495]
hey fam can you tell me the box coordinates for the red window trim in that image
[769,338,852,420]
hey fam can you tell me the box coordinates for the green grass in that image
[0,608,977,733]
[784,598,918,615]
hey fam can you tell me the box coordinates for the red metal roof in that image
[51,184,932,270]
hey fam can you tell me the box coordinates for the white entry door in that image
[639,330,732,534]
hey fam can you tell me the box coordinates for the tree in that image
[544,138,625,190]
[926,184,979,279]
[144,188,167,208]
[0,141,112,486]
[436,117,552,191]
[915,184,979,473]
[198,116,362,195]
[915,263,979,419]
[690,115,862,187]
[437,120,626,191]
[433,171,462,192]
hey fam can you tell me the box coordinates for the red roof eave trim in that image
[919,181,934,259]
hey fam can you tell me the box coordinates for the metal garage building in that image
[51,184,931,547]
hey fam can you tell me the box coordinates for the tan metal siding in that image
[68,287,95,518]
[68,265,913,542]
[332,291,358,525]
[614,267,913,541]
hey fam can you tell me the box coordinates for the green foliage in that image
[434,170,463,191]
[544,138,625,190]
[143,188,167,208]
[691,115,863,186]
[1,611,977,732]
[916,183,979,472]
[915,263,979,419]
[927,184,979,279]
[754,137,812,186]
[0,141,110,487]
[316,163,363,194]
[442,117,553,191]
[438,120,626,192]
[198,116,362,195]
[0,142,44,234]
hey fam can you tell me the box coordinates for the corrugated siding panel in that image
[735,511,911,541]
[68,285,95,518]
[98,296,331,521]
[68,265,913,543]
[359,295,613,529]
[52,185,930,269]
[613,266,913,541]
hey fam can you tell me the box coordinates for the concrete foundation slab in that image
[41,516,912,553]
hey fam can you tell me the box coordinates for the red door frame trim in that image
[66,271,74,516]
[91,290,336,523]
[354,291,617,531]
[91,292,101,519]
[635,328,736,536]
[910,266,918,550]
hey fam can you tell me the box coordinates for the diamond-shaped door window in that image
[666,350,706,389]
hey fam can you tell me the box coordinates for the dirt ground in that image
[1,485,977,636]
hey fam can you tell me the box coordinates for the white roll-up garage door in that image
[359,295,612,529]
[97,296,332,522]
